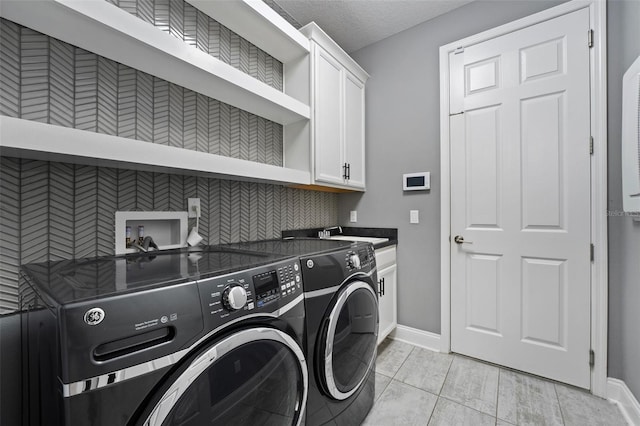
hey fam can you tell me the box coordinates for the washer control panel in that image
[222,284,248,311]
[345,244,375,272]
[197,258,302,329]
[275,261,302,302]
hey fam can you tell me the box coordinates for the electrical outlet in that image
[350,210,357,223]
[410,210,419,224]
[188,198,201,218]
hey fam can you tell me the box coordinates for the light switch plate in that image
[350,210,357,223]
[410,210,419,224]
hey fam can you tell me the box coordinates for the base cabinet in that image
[375,246,397,345]
[377,264,397,345]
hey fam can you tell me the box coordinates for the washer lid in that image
[21,249,287,305]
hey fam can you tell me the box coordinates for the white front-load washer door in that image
[320,280,378,401]
[141,327,307,426]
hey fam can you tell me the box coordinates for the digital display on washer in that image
[253,270,280,306]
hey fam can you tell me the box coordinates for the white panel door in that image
[450,8,592,388]
[344,71,366,189]
[314,45,344,185]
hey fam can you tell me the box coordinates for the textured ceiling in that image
[274,0,475,53]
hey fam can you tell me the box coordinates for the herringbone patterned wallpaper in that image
[0,19,284,165]
[0,157,338,312]
[0,16,338,313]
[107,0,284,91]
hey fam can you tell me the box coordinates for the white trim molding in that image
[608,378,640,425]
[439,0,608,396]
[389,325,441,352]
[588,0,609,398]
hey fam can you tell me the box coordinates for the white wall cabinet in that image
[375,246,397,344]
[286,23,368,191]
[314,46,345,185]
[343,73,366,188]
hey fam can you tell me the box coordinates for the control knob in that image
[348,253,361,269]
[222,285,248,311]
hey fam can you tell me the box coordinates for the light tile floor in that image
[363,339,628,426]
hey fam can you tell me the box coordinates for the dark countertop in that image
[281,227,398,250]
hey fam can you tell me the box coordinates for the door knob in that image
[454,235,472,244]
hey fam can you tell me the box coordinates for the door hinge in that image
[454,46,464,55]
[589,349,595,367]
[590,136,594,155]
[590,243,595,262]
[588,29,594,48]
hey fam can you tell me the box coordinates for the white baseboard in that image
[608,378,640,425]
[389,325,440,352]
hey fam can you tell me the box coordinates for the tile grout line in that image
[441,354,503,422]
[553,383,567,425]
[388,343,416,381]
[377,343,444,424]
[437,394,501,422]
[438,353,456,396]
[425,353,456,426]
[496,368,502,423]
[395,379,440,397]
[374,378,391,402]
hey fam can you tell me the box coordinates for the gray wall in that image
[339,0,565,333]
[606,0,640,400]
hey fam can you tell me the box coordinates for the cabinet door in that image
[377,264,397,345]
[343,72,366,189]
[314,45,344,185]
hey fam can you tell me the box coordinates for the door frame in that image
[439,0,608,397]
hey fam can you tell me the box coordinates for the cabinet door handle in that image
[382,277,385,296]
[378,277,385,296]
[346,163,351,180]
[342,163,348,180]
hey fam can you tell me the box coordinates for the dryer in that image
[20,248,308,426]
[298,242,378,426]
[223,239,379,425]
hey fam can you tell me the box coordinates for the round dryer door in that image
[141,327,307,426]
[320,280,378,400]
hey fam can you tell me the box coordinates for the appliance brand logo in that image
[84,307,105,326]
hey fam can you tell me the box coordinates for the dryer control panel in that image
[345,244,376,272]
[197,257,302,330]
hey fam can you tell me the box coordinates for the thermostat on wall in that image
[403,172,430,191]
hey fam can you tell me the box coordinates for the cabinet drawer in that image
[375,245,396,270]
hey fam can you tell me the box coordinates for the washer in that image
[224,239,379,425]
[20,249,308,426]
